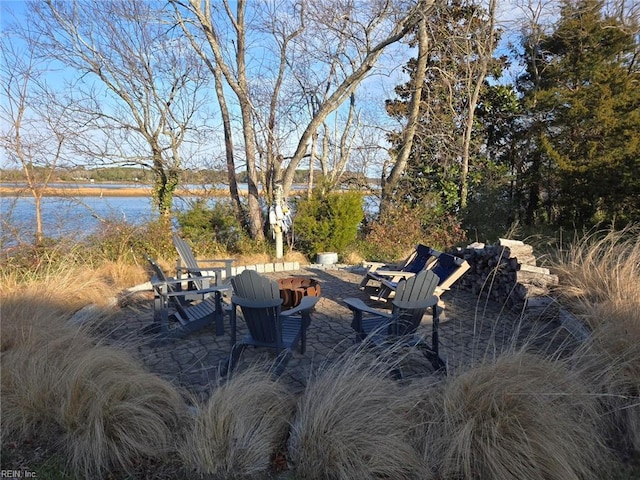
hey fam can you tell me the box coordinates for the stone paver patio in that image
[104,265,578,401]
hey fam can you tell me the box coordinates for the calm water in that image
[1,189,380,244]
[1,195,162,242]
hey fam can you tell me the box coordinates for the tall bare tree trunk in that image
[380,15,429,216]
[459,0,497,209]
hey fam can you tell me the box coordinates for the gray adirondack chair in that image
[224,269,320,376]
[359,244,438,290]
[345,269,446,375]
[146,255,230,339]
[172,233,235,287]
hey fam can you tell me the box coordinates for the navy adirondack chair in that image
[371,251,470,303]
[172,233,235,287]
[359,244,438,291]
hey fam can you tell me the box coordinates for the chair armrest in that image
[193,258,236,266]
[151,278,221,299]
[365,261,402,273]
[281,295,320,316]
[176,266,225,274]
[371,270,416,278]
[344,298,393,319]
[152,276,215,291]
[153,276,216,285]
[164,285,230,297]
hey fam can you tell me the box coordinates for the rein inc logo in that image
[1,471,36,478]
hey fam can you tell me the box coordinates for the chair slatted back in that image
[402,244,436,274]
[233,296,283,347]
[231,270,285,347]
[388,270,439,336]
[429,253,471,290]
[231,269,281,301]
[172,234,201,275]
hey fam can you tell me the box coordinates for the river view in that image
[1,195,161,241]
[1,185,379,244]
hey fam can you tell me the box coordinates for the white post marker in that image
[269,182,291,259]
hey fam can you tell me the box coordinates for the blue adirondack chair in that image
[172,233,235,287]
[371,251,470,303]
[359,244,438,291]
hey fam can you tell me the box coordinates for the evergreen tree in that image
[524,0,640,226]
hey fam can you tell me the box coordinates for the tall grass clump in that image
[551,226,640,324]
[412,352,606,480]
[1,263,189,476]
[288,347,425,480]
[182,366,295,478]
[575,318,640,456]
[552,226,640,455]
[58,346,189,476]
[0,330,90,446]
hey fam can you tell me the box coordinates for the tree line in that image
[1,0,638,246]
[0,166,369,187]
[385,0,639,235]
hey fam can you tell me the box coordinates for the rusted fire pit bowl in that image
[277,277,321,309]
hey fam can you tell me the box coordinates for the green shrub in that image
[293,191,363,259]
[176,200,248,254]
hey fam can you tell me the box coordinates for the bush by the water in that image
[176,199,250,254]
[293,191,363,260]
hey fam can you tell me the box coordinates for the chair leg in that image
[222,343,246,377]
[417,344,447,374]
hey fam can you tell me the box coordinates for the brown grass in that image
[551,227,640,456]
[58,346,189,476]
[551,227,640,326]
[288,347,426,479]
[1,332,85,445]
[182,366,295,478]
[575,314,640,456]
[0,262,189,476]
[410,352,607,480]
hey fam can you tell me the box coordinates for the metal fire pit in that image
[277,277,321,308]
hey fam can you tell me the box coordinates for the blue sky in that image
[0,0,547,170]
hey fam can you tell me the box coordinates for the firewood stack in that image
[453,238,559,307]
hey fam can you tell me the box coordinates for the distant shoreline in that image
[0,183,373,198]
[0,184,236,198]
